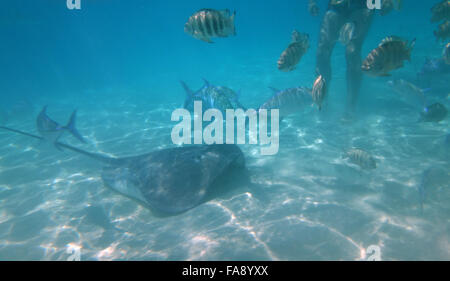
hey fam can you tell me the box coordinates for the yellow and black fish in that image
[184,9,236,43]
[431,0,450,23]
[362,36,416,77]
[277,30,309,72]
[311,75,327,110]
[444,42,450,64]
[434,20,450,42]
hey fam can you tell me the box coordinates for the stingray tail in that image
[65,110,86,143]
[0,126,119,165]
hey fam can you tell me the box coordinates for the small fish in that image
[431,0,450,23]
[419,102,448,122]
[387,79,427,107]
[380,0,394,16]
[181,79,245,113]
[184,9,236,43]
[362,36,416,77]
[344,148,377,170]
[434,20,450,42]
[308,0,320,17]
[311,75,327,110]
[380,0,402,15]
[443,42,450,64]
[277,30,310,72]
[416,57,450,88]
[339,22,355,46]
[416,56,450,87]
[259,87,313,118]
[36,106,86,148]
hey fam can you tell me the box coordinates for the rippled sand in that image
[0,92,449,261]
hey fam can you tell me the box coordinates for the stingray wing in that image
[102,144,245,216]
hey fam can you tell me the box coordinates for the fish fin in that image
[38,105,48,119]
[409,38,416,50]
[65,110,86,143]
[201,36,214,43]
[180,81,194,109]
[40,105,48,114]
[231,11,236,35]
[268,87,280,94]
[202,78,211,87]
[220,9,231,16]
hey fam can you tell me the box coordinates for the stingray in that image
[0,126,246,217]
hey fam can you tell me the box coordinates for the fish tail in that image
[65,110,86,143]
[231,11,236,35]
[406,38,417,61]
[180,81,194,109]
[409,38,416,50]
[201,78,210,87]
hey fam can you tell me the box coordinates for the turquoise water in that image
[0,0,449,260]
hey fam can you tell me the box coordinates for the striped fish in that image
[386,79,427,108]
[431,0,450,23]
[444,42,450,64]
[434,20,450,42]
[259,87,312,118]
[184,9,236,43]
[311,75,327,111]
[344,148,377,170]
[419,103,448,123]
[362,36,416,77]
[277,30,309,72]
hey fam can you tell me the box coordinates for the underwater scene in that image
[0,0,449,261]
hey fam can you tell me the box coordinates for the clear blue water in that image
[0,0,449,260]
